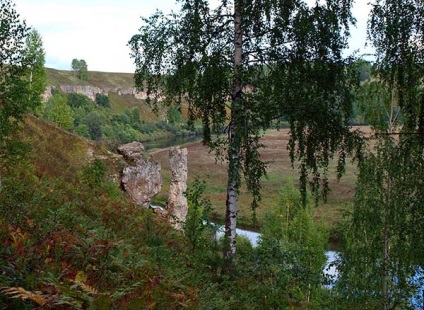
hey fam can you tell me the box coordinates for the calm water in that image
[143,135,202,151]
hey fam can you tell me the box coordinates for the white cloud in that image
[14,0,372,73]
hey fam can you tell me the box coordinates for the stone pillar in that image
[119,142,162,208]
[168,147,188,229]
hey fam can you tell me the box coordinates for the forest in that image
[1,0,424,309]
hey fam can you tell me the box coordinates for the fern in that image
[74,281,98,295]
[1,287,47,306]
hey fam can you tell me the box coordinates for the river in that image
[143,135,202,151]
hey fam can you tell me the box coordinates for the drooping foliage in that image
[130,0,362,264]
[335,0,424,308]
[336,138,424,309]
[369,0,424,139]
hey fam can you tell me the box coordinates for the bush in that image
[236,180,328,306]
[95,93,110,108]
[74,124,90,138]
[82,111,106,140]
[184,177,213,253]
[68,93,95,109]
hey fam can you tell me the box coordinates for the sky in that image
[15,0,373,73]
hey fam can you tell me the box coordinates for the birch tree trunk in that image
[382,174,391,310]
[223,0,243,274]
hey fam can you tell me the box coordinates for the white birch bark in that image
[223,0,243,273]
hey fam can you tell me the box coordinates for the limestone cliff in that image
[43,85,148,102]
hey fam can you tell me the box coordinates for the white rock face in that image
[42,85,149,102]
[56,85,105,101]
[118,142,162,208]
[167,147,188,228]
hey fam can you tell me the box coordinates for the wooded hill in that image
[40,67,198,144]
[45,68,163,123]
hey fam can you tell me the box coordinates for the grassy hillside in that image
[44,68,196,143]
[1,116,215,309]
[46,68,135,89]
[0,117,334,308]
[20,115,123,182]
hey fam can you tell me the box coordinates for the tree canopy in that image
[0,0,45,163]
[130,0,362,270]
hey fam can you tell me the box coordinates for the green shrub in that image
[68,93,95,109]
[42,93,75,130]
[95,93,110,108]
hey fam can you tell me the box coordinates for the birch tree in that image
[129,0,361,273]
[0,1,45,162]
[336,0,424,308]
[24,30,47,105]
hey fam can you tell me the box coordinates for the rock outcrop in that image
[167,147,188,228]
[118,141,145,158]
[119,142,162,208]
[43,85,149,102]
[59,85,105,101]
[43,85,53,102]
